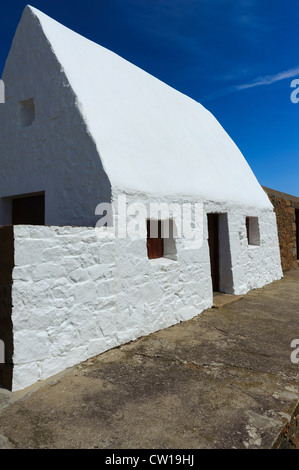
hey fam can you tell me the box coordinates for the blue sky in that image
[0,0,298,195]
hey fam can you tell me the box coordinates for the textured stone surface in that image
[11,226,117,390]
[263,187,299,272]
[0,434,12,449]
[277,404,299,449]
[0,6,283,392]
[0,227,14,390]
[10,209,282,392]
[212,293,244,309]
[0,268,298,449]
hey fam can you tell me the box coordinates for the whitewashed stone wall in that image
[223,206,283,294]
[11,221,213,390]
[11,223,211,391]
[0,9,111,227]
[12,226,117,390]
[0,6,283,392]
[10,198,282,391]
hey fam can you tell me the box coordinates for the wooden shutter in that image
[207,213,219,292]
[147,220,163,259]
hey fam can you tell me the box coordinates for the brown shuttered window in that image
[146,220,164,259]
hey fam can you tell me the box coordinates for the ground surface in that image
[0,269,298,449]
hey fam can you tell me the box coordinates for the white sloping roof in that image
[22,5,272,209]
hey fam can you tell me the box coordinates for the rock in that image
[0,434,12,449]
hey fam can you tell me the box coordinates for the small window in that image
[146,219,177,260]
[246,217,260,246]
[18,98,35,127]
[147,220,163,259]
[12,193,45,225]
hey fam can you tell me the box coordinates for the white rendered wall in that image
[0,5,274,230]
[0,7,283,391]
[12,225,117,390]
[11,222,212,391]
[0,8,111,227]
[11,199,282,391]
[28,6,273,211]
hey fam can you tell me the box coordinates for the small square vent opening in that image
[18,98,35,127]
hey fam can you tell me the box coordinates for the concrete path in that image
[0,269,298,449]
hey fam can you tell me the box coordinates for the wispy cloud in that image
[201,66,299,103]
[236,66,299,90]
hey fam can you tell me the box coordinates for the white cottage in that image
[0,6,282,391]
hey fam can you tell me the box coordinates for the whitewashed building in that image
[0,6,282,391]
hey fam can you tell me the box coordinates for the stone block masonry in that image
[0,226,14,390]
[1,209,282,392]
[11,225,118,391]
[10,224,213,391]
[263,187,299,272]
[0,6,284,393]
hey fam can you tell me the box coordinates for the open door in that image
[207,213,233,294]
[0,321,13,390]
[207,213,219,292]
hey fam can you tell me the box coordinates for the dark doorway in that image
[207,213,233,294]
[296,210,299,260]
[207,213,219,292]
[0,319,13,391]
[12,194,45,225]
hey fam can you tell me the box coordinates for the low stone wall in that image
[12,226,117,390]
[8,208,282,391]
[0,226,14,390]
[11,224,211,391]
[263,187,299,272]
